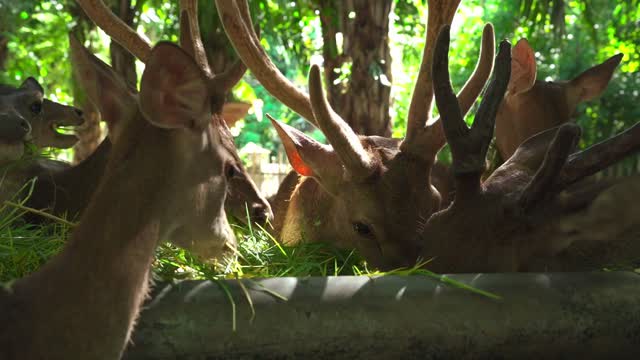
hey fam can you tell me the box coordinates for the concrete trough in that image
[124,273,640,359]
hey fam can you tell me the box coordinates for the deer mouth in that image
[48,113,86,147]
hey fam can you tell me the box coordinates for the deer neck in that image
[6,117,175,359]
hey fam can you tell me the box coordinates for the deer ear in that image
[68,34,136,140]
[509,39,536,95]
[20,77,44,95]
[268,115,343,185]
[139,42,211,129]
[570,53,623,102]
[221,102,252,127]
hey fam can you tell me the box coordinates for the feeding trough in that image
[124,273,640,359]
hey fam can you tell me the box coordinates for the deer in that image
[0,78,85,150]
[0,89,32,163]
[494,38,623,160]
[73,0,272,227]
[216,0,495,268]
[411,26,640,273]
[0,32,237,360]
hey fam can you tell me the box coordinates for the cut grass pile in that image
[0,194,372,283]
[0,200,499,299]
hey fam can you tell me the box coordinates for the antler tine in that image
[179,0,213,76]
[309,64,377,180]
[470,39,511,160]
[519,124,581,212]
[404,0,461,149]
[216,0,318,126]
[211,59,248,93]
[412,23,496,158]
[432,26,467,164]
[558,121,640,188]
[76,0,152,63]
[433,26,510,179]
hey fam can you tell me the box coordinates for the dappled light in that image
[0,0,639,358]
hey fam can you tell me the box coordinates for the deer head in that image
[0,78,85,150]
[0,82,33,162]
[217,0,495,269]
[415,26,640,273]
[495,38,623,159]
[69,34,237,259]
[75,0,272,226]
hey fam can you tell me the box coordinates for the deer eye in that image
[352,221,373,238]
[30,101,42,114]
[225,163,240,180]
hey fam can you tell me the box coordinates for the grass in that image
[0,179,70,281]
[0,185,499,300]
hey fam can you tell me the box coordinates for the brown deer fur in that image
[0,41,236,359]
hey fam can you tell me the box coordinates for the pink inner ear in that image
[509,39,536,94]
[271,119,316,177]
[289,149,314,177]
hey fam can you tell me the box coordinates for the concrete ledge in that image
[124,273,640,359]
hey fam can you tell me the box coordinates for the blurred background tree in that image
[0,0,637,172]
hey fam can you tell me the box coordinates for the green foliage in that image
[0,0,76,103]
[1,0,636,165]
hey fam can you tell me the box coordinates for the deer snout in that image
[248,202,274,226]
[20,118,32,136]
[0,113,32,142]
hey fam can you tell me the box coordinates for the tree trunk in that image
[316,0,393,137]
[0,35,8,70]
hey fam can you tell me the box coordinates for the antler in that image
[402,0,495,160]
[558,121,640,188]
[433,25,511,196]
[308,65,377,180]
[179,0,247,95]
[76,0,152,62]
[179,0,213,77]
[518,124,581,211]
[79,0,247,106]
[216,0,317,126]
[219,0,379,180]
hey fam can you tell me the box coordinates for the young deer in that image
[217,0,494,269]
[0,39,236,360]
[414,27,640,273]
[495,38,623,160]
[0,78,85,150]
[75,0,271,226]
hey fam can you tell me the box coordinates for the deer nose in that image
[20,119,32,135]
[249,203,273,226]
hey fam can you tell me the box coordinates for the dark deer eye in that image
[352,221,373,237]
[30,101,42,114]
[225,163,239,179]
